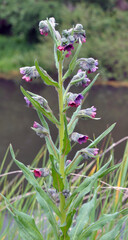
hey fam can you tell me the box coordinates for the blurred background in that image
[0,0,128,169]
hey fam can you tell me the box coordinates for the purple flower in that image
[24,97,32,107]
[34,168,50,178]
[20,66,40,82]
[67,93,84,107]
[33,121,38,128]
[57,44,74,58]
[34,169,42,177]
[71,132,88,144]
[79,58,98,73]
[78,106,97,118]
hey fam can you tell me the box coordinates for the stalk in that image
[58,57,66,224]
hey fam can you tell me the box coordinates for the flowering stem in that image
[58,56,66,224]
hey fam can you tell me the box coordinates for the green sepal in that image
[1,194,44,240]
[50,155,64,192]
[62,115,71,156]
[63,40,82,81]
[21,86,60,127]
[10,144,61,218]
[69,189,97,240]
[35,60,59,88]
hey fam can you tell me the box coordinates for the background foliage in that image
[0,0,128,81]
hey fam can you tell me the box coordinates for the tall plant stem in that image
[58,57,66,224]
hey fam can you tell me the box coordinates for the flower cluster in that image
[57,24,86,57]
[78,58,98,73]
[78,106,97,118]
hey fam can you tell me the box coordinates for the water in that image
[0,79,128,171]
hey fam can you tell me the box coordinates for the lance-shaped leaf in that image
[79,214,127,239]
[1,194,44,240]
[88,123,116,148]
[50,155,64,192]
[69,189,97,240]
[99,217,127,240]
[36,192,59,240]
[10,144,61,218]
[21,86,60,126]
[63,40,82,81]
[35,60,59,88]
[62,115,71,156]
[65,157,112,210]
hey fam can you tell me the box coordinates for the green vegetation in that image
[0,1,128,81]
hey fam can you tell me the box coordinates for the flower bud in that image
[78,106,97,118]
[20,66,40,82]
[71,69,90,87]
[79,58,98,73]
[71,132,88,144]
[39,17,56,36]
[48,188,58,200]
[81,148,99,159]
[24,97,32,107]
[32,121,49,138]
[65,160,72,167]
[67,92,84,107]
[62,190,70,198]
[34,168,50,178]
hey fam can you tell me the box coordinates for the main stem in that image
[58,58,66,224]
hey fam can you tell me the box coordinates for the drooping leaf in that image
[62,115,71,156]
[20,86,60,126]
[35,60,59,88]
[50,155,64,192]
[69,189,97,240]
[1,194,44,240]
[10,144,61,218]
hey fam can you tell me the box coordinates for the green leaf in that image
[1,194,44,240]
[60,209,76,238]
[98,162,121,178]
[62,115,71,156]
[69,189,97,240]
[79,214,127,239]
[10,144,61,218]
[20,86,60,126]
[81,73,99,96]
[63,41,82,80]
[68,105,81,135]
[88,123,116,148]
[36,192,59,240]
[99,217,127,240]
[50,155,64,192]
[35,60,59,88]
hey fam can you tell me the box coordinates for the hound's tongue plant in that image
[2,17,128,240]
